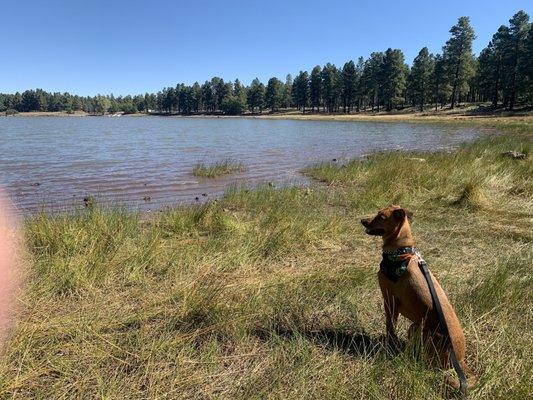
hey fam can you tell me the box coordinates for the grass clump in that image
[453,181,488,209]
[0,119,531,399]
[192,159,246,178]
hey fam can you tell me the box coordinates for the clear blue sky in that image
[1,0,531,96]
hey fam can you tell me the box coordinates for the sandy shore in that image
[257,112,533,122]
[250,108,533,125]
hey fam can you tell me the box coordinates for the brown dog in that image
[361,205,476,391]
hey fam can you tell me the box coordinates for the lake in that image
[0,116,485,214]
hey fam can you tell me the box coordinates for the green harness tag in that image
[380,254,409,282]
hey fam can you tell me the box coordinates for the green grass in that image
[192,159,246,178]
[0,121,531,399]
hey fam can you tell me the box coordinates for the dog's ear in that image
[392,208,405,220]
[392,208,413,222]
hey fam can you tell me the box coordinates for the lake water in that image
[0,116,485,214]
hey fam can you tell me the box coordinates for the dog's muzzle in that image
[361,219,385,235]
[365,227,385,236]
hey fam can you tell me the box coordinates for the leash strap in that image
[416,253,468,395]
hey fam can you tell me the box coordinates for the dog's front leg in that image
[384,296,399,341]
[381,286,400,350]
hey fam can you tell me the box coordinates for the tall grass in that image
[305,134,531,212]
[0,122,531,398]
[192,159,246,178]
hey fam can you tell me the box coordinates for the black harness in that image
[382,247,468,395]
[380,246,416,282]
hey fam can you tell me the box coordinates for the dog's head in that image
[360,205,413,236]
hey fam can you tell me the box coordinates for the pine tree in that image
[201,81,214,112]
[431,54,451,110]
[247,78,265,113]
[265,77,283,111]
[524,23,533,102]
[191,82,202,112]
[361,52,384,111]
[174,84,182,112]
[309,66,322,112]
[341,60,357,113]
[13,92,23,112]
[292,71,309,112]
[506,11,530,109]
[476,45,495,103]
[233,79,245,100]
[443,17,476,108]
[321,63,340,113]
[479,26,510,106]
[281,74,293,109]
[162,87,175,113]
[215,78,232,110]
[380,49,407,111]
[409,47,435,111]
[354,57,365,111]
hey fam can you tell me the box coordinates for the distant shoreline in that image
[3,108,533,127]
[1,110,90,117]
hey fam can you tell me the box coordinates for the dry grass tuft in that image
[453,181,488,209]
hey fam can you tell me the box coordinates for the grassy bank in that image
[0,122,531,399]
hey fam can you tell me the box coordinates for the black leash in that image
[416,252,468,395]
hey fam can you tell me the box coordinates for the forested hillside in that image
[1,11,532,115]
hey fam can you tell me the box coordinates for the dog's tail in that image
[445,360,478,393]
[460,359,478,390]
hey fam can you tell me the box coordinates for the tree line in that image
[1,11,532,116]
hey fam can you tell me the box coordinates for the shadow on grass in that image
[255,326,402,358]
[298,328,384,357]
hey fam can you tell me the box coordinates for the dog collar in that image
[382,246,416,256]
[380,247,417,282]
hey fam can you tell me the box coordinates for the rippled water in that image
[0,116,484,214]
